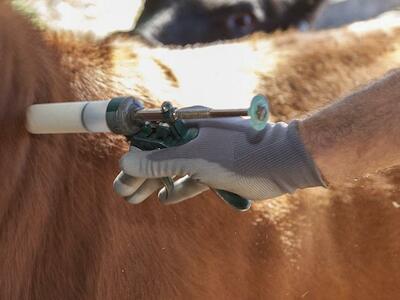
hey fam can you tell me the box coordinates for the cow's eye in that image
[225,12,257,36]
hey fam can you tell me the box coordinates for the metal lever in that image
[160,177,251,212]
[214,189,252,212]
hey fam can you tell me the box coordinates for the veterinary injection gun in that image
[26,95,269,211]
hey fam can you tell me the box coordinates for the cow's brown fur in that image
[1,2,400,299]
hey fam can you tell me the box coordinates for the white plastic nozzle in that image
[26,100,112,134]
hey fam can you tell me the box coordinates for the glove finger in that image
[121,150,192,178]
[125,178,164,204]
[113,172,146,197]
[158,175,209,205]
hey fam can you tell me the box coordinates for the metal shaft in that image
[177,108,248,119]
[135,108,248,121]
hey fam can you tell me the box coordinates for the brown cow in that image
[1,1,400,299]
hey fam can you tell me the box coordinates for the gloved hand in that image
[113,118,326,205]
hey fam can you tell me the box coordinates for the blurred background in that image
[15,0,400,42]
[314,0,400,28]
[19,0,145,36]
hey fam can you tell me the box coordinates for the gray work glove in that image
[113,118,326,205]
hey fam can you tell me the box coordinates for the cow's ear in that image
[275,0,325,27]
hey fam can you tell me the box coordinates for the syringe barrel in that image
[26,97,146,135]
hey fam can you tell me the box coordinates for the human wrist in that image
[284,120,327,190]
[233,120,327,200]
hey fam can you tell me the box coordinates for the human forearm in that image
[299,69,400,184]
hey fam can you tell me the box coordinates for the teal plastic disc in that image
[248,95,269,131]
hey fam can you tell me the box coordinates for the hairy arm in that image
[299,69,400,185]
